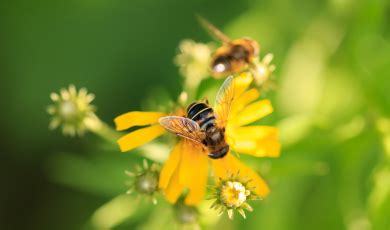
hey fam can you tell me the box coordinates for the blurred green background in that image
[0,0,389,229]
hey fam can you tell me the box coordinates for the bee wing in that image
[197,16,231,44]
[214,76,234,127]
[214,76,235,127]
[159,116,205,144]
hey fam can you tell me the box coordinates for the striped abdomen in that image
[186,102,216,130]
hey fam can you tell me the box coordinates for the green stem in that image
[85,115,121,144]
[183,77,201,102]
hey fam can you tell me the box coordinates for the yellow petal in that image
[255,136,281,157]
[159,142,182,189]
[228,126,278,140]
[232,138,280,157]
[228,126,281,157]
[230,99,273,127]
[117,124,165,152]
[231,88,260,118]
[179,141,209,205]
[231,139,257,153]
[211,154,270,197]
[233,72,253,98]
[164,166,185,204]
[114,111,166,131]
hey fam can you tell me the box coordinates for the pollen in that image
[210,172,261,220]
[220,181,250,208]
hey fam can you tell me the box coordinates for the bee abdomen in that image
[187,102,208,119]
[199,115,216,130]
[209,145,229,159]
[192,108,215,130]
[212,55,232,73]
[187,102,216,130]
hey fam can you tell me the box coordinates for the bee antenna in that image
[195,14,231,44]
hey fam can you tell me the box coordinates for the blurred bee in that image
[159,76,234,159]
[197,17,259,77]
[198,17,275,86]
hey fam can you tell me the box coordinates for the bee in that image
[159,76,235,159]
[197,17,260,78]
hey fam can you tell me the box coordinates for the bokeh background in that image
[1,0,389,229]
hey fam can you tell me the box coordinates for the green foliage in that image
[0,0,389,229]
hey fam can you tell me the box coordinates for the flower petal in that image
[229,126,278,140]
[117,124,165,152]
[211,153,270,197]
[232,137,280,157]
[230,139,257,153]
[228,126,281,157]
[114,111,166,131]
[231,88,260,118]
[233,72,253,98]
[159,142,185,204]
[164,166,185,204]
[159,142,182,189]
[179,141,209,205]
[254,136,281,157]
[230,99,273,127]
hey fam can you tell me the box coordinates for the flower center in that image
[220,181,249,208]
[135,173,158,195]
[59,101,78,121]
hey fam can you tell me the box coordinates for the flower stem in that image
[84,115,121,144]
[183,77,201,103]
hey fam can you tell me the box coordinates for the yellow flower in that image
[114,72,280,205]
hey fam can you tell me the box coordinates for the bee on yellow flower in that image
[114,72,280,206]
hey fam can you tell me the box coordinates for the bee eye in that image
[212,56,231,73]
